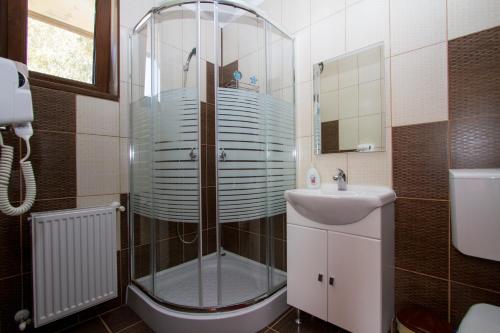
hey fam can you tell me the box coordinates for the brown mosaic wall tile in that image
[395,198,449,278]
[395,268,449,320]
[31,86,76,132]
[0,275,23,333]
[450,115,500,169]
[2,131,21,200]
[321,121,339,154]
[450,282,500,328]
[0,213,21,279]
[24,130,76,200]
[392,122,449,200]
[207,103,215,145]
[451,247,500,293]
[221,61,238,87]
[449,26,500,121]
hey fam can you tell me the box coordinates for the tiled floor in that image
[59,306,346,333]
[259,308,348,333]
[58,306,154,333]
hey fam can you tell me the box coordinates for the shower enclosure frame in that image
[128,0,295,314]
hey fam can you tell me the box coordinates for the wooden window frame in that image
[0,0,119,101]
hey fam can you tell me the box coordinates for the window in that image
[28,1,96,83]
[0,0,119,100]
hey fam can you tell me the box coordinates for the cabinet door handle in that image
[317,274,323,282]
[329,277,335,286]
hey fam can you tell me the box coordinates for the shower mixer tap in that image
[189,148,197,161]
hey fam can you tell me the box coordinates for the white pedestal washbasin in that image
[285,184,395,333]
[284,184,396,226]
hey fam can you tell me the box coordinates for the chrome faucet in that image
[333,168,347,191]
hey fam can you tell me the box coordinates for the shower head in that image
[183,47,197,72]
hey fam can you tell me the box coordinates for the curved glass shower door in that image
[129,0,294,311]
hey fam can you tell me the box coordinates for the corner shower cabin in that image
[128,0,295,316]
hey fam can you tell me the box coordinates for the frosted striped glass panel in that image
[131,88,200,223]
[217,88,295,223]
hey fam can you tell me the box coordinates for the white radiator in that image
[31,203,123,327]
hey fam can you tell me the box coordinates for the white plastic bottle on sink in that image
[306,165,321,189]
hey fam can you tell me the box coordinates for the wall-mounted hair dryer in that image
[0,57,36,216]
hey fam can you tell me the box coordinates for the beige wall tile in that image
[77,134,120,196]
[311,12,346,64]
[120,138,130,194]
[391,42,448,127]
[390,0,447,56]
[448,0,500,40]
[348,151,390,186]
[295,27,312,83]
[296,81,313,138]
[296,136,312,188]
[313,152,348,183]
[311,0,345,24]
[346,0,386,52]
[339,117,358,150]
[283,0,311,33]
[76,95,119,137]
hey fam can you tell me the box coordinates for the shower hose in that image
[0,132,36,216]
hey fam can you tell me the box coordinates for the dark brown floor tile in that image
[449,26,500,121]
[59,317,108,333]
[0,275,22,333]
[392,122,449,200]
[450,282,500,328]
[27,313,79,333]
[395,268,449,320]
[395,198,449,278]
[119,321,155,333]
[272,308,347,333]
[451,247,500,293]
[100,306,141,332]
[24,130,76,200]
[31,86,76,133]
[0,213,21,279]
[21,198,77,273]
[450,115,500,169]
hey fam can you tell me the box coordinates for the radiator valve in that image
[14,309,31,331]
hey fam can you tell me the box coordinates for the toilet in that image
[450,169,500,332]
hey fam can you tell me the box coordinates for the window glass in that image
[27,0,96,83]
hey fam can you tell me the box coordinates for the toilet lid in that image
[458,303,500,333]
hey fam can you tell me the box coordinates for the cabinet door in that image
[327,231,381,333]
[287,224,328,321]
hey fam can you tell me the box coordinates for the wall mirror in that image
[313,44,385,154]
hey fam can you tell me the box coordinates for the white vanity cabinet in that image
[286,202,394,333]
